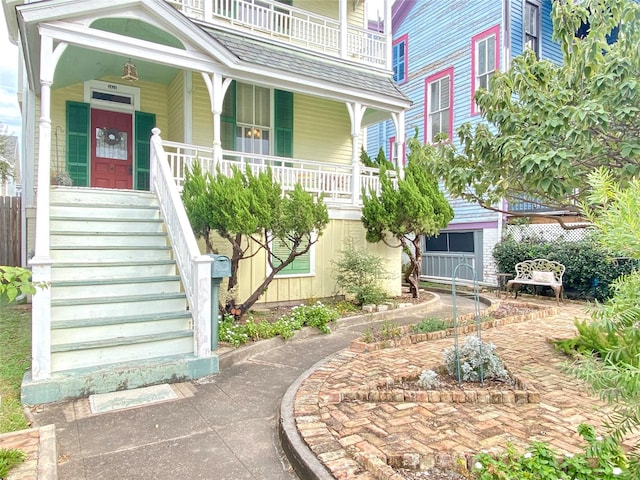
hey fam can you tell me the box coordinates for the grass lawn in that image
[0,299,31,433]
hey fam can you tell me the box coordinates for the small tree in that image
[182,163,329,317]
[425,0,640,227]
[361,137,453,298]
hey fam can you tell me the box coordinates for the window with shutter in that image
[272,235,313,276]
[392,35,408,84]
[134,111,155,191]
[274,89,293,159]
[66,101,90,186]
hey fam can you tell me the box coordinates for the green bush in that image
[473,424,627,480]
[493,236,637,300]
[331,241,390,306]
[217,302,338,346]
[412,317,450,333]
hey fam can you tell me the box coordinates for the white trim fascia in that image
[18,0,240,65]
[40,22,223,74]
[327,205,362,221]
[229,65,411,113]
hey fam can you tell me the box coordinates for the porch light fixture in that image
[121,58,138,82]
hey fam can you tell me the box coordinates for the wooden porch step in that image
[51,330,193,353]
[50,245,173,262]
[51,260,177,281]
[51,231,168,248]
[51,311,192,330]
[51,291,186,307]
[51,275,183,300]
[50,331,194,372]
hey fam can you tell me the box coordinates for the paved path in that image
[26,292,474,480]
[292,301,639,479]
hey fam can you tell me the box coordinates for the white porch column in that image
[384,0,392,71]
[346,102,366,206]
[391,110,406,175]
[202,72,233,169]
[29,34,56,381]
[203,0,213,22]
[339,0,348,59]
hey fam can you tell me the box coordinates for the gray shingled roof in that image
[202,26,409,103]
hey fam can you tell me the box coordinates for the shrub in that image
[417,369,440,389]
[473,424,627,480]
[332,241,389,306]
[217,303,338,346]
[288,302,339,334]
[443,336,508,383]
[412,317,449,333]
[493,236,637,300]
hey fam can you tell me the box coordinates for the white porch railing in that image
[150,129,213,358]
[165,0,387,68]
[161,140,394,205]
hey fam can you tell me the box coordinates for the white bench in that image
[506,259,565,305]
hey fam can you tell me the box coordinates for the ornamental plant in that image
[472,424,627,480]
[0,266,37,302]
[218,302,338,346]
[443,336,508,383]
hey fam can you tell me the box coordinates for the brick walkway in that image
[0,428,40,480]
[293,301,638,479]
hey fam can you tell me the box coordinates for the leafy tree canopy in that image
[362,137,453,297]
[182,162,329,317]
[426,0,640,227]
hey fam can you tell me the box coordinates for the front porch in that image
[166,0,391,69]
[162,138,395,206]
[10,0,408,403]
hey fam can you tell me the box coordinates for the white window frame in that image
[524,0,541,58]
[84,80,140,113]
[425,68,453,143]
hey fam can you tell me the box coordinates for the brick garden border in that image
[349,301,558,353]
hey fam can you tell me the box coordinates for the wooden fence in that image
[0,196,21,266]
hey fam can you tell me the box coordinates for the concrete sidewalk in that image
[25,292,478,480]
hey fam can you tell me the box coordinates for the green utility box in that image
[208,254,231,351]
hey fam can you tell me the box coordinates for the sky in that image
[0,6,20,138]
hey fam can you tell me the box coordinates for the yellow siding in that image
[293,1,337,18]
[206,218,401,308]
[50,84,83,175]
[291,1,365,26]
[167,72,185,142]
[191,73,213,147]
[294,94,352,164]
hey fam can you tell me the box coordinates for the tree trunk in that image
[401,235,422,299]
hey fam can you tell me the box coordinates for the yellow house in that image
[3,0,409,403]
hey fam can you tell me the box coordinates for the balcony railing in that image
[161,140,394,205]
[165,0,387,68]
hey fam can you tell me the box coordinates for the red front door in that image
[91,109,133,189]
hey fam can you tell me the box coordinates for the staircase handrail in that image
[150,128,213,358]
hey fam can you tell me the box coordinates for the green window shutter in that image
[134,111,156,191]
[274,89,293,158]
[221,81,236,151]
[66,101,90,186]
[273,236,310,275]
